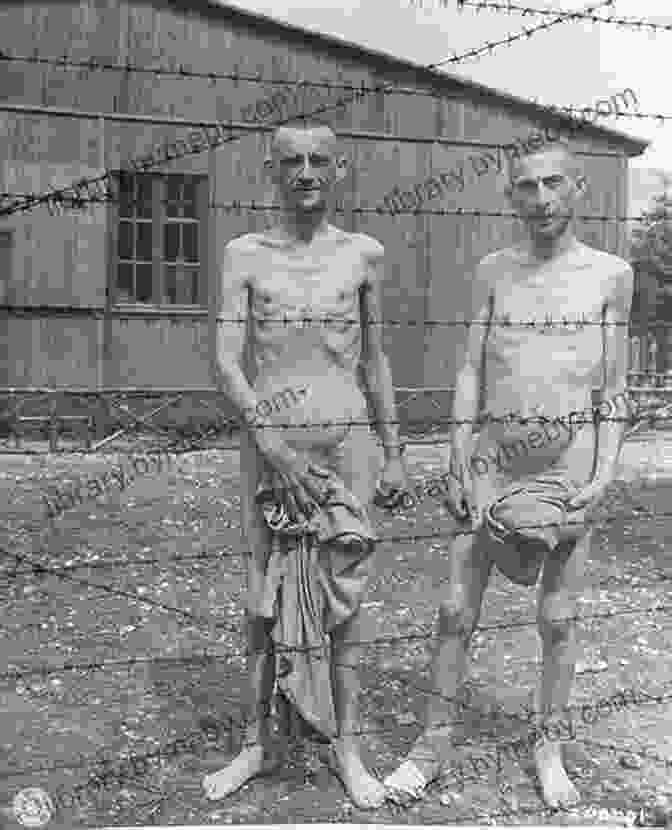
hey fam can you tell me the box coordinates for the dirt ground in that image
[0,431,671,827]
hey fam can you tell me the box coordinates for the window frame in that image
[109,171,208,309]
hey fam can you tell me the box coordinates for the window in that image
[113,172,207,305]
[0,230,13,304]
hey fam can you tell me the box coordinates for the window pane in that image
[118,221,133,260]
[183,223,198,262]
[163,223,180,261]
[136,263,153,302]
[0,231,13,304]
[182,180,197,218]
[136,176,153,218]
[136,221,152,262]
[185,267,200,304]
[118,174,133,218]
[117,263,134,301]
[163,265,177,304]
[163,265,200,304]
[165,177,181,218]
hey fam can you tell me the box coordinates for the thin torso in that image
[475,242,627,484]
[483,242,612,422]
[244,225,375,385]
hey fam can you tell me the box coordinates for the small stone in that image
[619,754,644,769]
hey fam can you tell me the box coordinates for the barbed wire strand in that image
[2,582,670,684]
[0,0,615,221]
[23,190,670,217]
[0,2,646,93]
[2,305,670,327]
[455,0,672,33]
[2,673,670,809]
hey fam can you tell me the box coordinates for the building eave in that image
[190,0,648,157]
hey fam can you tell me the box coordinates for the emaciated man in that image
[385,136,633,809]
[204,120,407,809]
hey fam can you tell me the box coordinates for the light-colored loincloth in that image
[469,416,597,585]
[238,421,382,738]
[239,421,383,619]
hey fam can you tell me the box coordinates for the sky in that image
[225,0,669,174]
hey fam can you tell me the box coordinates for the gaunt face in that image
[268,126,341,213]
[507,147,585,242]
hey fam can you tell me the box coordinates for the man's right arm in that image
[211,240,264,434]
[442,272,492,522]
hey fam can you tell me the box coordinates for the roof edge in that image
[192,0,648,156]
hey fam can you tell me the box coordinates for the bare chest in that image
[492,268,609,339]
[249,248,366,321]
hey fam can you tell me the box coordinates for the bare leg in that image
[330,607,386,809]
[534,529,591,809]
[203,616,279,800]
[384,528,492,803]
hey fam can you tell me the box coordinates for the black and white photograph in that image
[0,0,670,827]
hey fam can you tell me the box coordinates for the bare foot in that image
[383,734,443,806]
[331,738,385,810]
[534,740,580,809]
[202,744,275,800]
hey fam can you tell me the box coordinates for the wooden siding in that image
[0,0,637,401]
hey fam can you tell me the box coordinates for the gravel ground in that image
[0,431,670,827]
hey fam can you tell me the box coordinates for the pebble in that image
[620,754,644,769]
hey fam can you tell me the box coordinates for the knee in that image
[438,587,475,640]
[537,593,576,644]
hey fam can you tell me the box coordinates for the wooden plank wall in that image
[0,0,633,404]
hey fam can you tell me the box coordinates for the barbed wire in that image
[207,203,665,220]
[24,189,668,217]
[456,0,672,33]
[4,486,672,567]
[426,0,615,69]
[8,191,669,217]
[3,678,669,820]
[0,544,241,636]
[0,0,615,221]
[2,565,670,681]
[106,411,668,444]
[0,2,626,92]
[3,677,670,790]
[1,569,670,677]
[2,305,669,327]
[2,541,670,594]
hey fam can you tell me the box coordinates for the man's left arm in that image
[569,265,634,509]
[358,244,408,499]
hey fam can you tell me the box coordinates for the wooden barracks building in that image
[0,0,648,440]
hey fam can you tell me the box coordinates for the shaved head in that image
[270,122,338,160]
[507,136,582,184]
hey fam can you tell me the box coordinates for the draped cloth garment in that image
[254,459,377,738]
[471,418,596,586]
